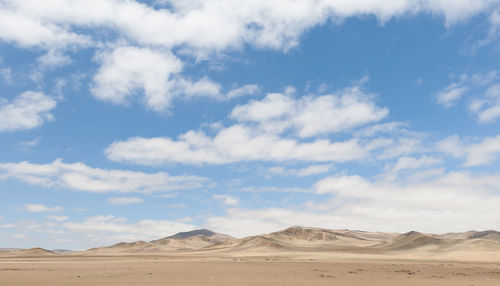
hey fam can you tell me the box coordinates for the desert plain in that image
[1,227,500,285]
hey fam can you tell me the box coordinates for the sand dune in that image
[3,247,59,257]
[151,229,234,249]
[376,231,447,250]
[81,228,234,254]
[439,230,500,241]
[164,229,234,242]
[208,227,381,253]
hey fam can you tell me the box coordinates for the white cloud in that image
[105,125,368,165]
[231,85,388,137]
[169,203,186,208]
[182,83,261,101]
[354,121,409,137]
[435,71,500,123]
[226,84,261,99]
[24,204,62,212]
[2,0,493,53]
[0,159,208,193]
[0,0,497,113]
[36,49,72,69]
[392,156,442,172]
[373,136,428,160]
[469,10,500,52]
[91,46,183,111]
[240,186,310,193]
[231,93,294,130]
[174,76,222,99]
[436,82,469,107]
[102,81,431,166]
[46,215,68,221]
[470,83,500,123]
[90,46,255,110]
[268,164,333,177]
[108,197,144,205]
[471,70,498,86]
[0,7,90,48]
[437,134,500,166]
[156,193,178,199]
[213,194,239,206]
[1,67,13,84]
[0,91,57,132]
[19,137,41,149]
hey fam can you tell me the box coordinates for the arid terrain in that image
[1,227,500,285]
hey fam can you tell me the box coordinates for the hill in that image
[84,229,234,254]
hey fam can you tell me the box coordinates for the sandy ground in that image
[1,255,500,285]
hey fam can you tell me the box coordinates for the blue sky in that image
[1,0,500,250]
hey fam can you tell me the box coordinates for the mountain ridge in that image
[2,227,500,256]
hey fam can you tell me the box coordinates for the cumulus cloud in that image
[0,91,57,132]
[0,7,90,48]
[24,204,62,212]
[105,125,368,165]
[437,134,500,166]
[231,85,388,137]
[0,159,208,193]
[90,46,260,110]
[0,0,498,111]
[3,0,495,51]
[91,46,183,111]
[103,83,398,166]
[108,197,144,205]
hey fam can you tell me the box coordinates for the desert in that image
[2,1,500,286]
[2,227,500,285]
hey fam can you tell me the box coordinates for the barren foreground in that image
[2,227,500,285]
[1,256,500,286]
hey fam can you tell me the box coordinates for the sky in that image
[0,0,500,250]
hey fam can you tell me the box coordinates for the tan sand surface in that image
[1,255,500,286]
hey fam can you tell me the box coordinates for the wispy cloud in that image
[24,204,62,213]
[0,159,208,193]
[46,215,68,221]
[437,134,500,166]
[108,197,144,205]
[267,164,334,177]
[213,194,239,206]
